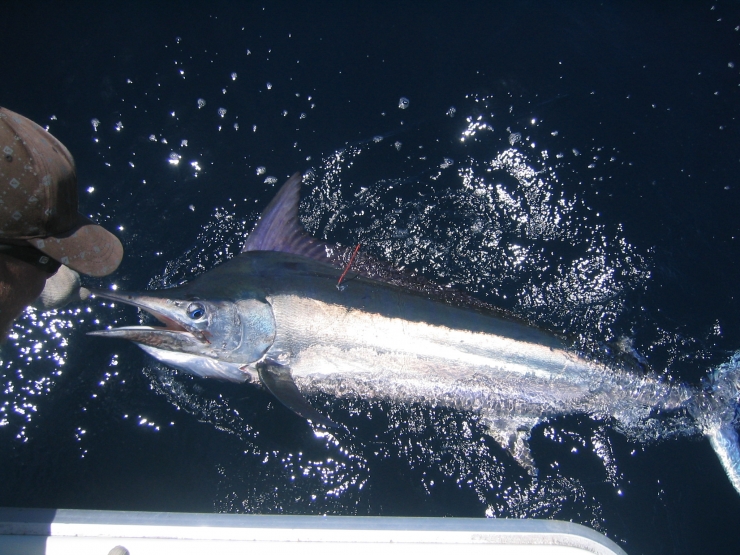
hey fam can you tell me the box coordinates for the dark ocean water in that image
[2,2,740,554]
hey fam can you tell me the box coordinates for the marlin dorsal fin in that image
[241,173,331,262]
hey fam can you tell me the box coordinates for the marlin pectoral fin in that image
[257,359,336,428]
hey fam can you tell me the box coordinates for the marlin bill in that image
[90,173,740,495]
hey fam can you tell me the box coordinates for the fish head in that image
[88,289,276,375]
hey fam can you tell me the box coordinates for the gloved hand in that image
[34,265,91,310]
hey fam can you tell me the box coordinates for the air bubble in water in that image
[398,97,410,110]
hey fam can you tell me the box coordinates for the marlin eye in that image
[187,302,206,320]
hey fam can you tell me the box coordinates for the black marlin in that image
[90,173,740,494]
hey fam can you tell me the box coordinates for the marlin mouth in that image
[88,289,209,346]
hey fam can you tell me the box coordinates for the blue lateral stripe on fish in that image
[89,173,740,495]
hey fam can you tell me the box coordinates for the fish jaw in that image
[87,324,208,352]
[87,289,211,349]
